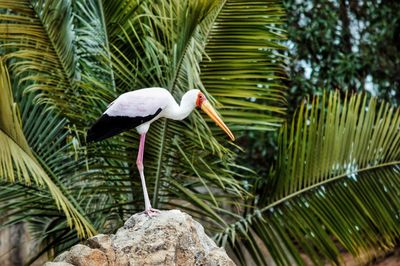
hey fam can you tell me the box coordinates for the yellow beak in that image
[201,101,235,141]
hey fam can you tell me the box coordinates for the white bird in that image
[87,87,235,216]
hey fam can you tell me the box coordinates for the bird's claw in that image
[143,208,160,217]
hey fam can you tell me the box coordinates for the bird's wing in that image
[105,88,169,118]
[87,88,170,142]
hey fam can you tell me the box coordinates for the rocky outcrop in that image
[45,210,235,266]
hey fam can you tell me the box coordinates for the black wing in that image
[86,108,162,142]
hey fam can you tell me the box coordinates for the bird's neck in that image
[167,98,195,120]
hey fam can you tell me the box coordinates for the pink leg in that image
[136,133,160,217]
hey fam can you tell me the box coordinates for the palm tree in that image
[1,0,400,265]
[0,0,286,262]
[217,92,400,265]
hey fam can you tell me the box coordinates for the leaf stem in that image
[152,119,168,207]
[260,161,400,213]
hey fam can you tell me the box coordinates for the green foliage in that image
[0,0,77,108]
[199,0,288,131]
[0,58,95,239]
[284,0,400,107]
[218,92,400,265]
[0,0,114,255]
[1,0,400,265]
[0,0,288,262]
[239,0,400,230]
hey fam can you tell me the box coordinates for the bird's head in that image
[195,91,207,108]
[189,90,235,141]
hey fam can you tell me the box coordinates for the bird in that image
[87,87,235,216]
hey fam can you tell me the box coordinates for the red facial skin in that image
[196,92,206,108]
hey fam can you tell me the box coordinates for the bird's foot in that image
[143,208,160,217]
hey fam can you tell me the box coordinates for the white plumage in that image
[106,87,170,117]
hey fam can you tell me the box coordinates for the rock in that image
[52,244,108,266]
[47,210,235,266]
[44,263,74,266]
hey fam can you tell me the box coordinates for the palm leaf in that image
[0,58,95,238]
[0,0,76,108]
[0,0,114,127]
[0,58,38,185]
[0,0,113,245]
[216,92,400,265]
[273,92,400,199]
[201,0,288,131]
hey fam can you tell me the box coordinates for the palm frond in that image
[0,0,114,127]
[0,58,41,185]
[216,92,400,265]
[273,92,400,199]
[0,0,76,108]
[201,0,288,131]
[0,58,95,238]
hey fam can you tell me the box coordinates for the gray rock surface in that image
[45,210,235,266]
